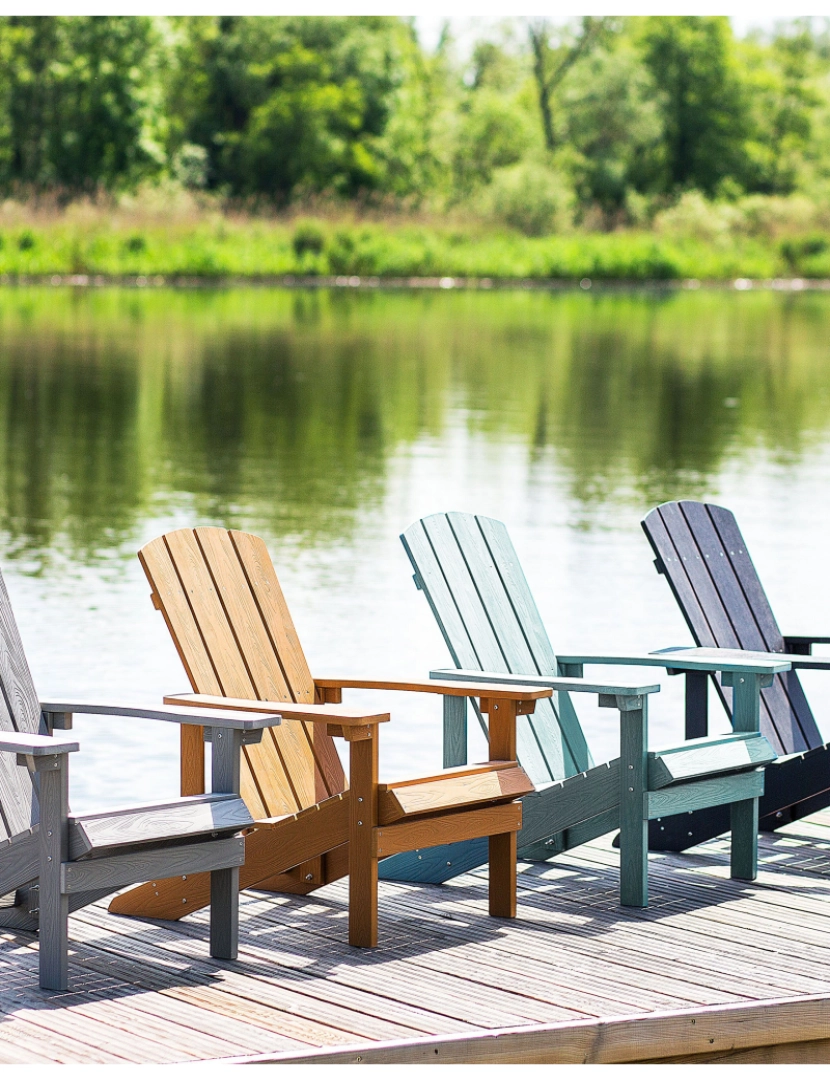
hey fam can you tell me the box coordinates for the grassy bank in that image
[1,208,829,281]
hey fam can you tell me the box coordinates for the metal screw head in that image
[357,820,363,826]
[357,797,363,802]
[628,764,633,770]
[493,704,499,711]
[628,787,634,792]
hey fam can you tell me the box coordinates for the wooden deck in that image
[4,813,830,1064]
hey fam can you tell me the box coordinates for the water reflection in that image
[0,287,828,563]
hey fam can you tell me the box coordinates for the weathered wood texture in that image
[4,810,830,1063]
[69,794,253,860]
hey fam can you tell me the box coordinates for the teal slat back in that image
[401,513,593,785]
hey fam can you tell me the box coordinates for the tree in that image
[168,17,407,201]
[528,17,611,151]
[561,40,665,216]
[636,16,751,196]
[0,16,167,195]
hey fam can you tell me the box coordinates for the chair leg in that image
[349,733,379,947]
[730,798,758,881]
[619,700,649,908]
[489,832,516,918]
[209,866,239,960]
[38,756,70,991]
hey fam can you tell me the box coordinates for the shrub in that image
[484,162,574,237]
[292,219,326,258]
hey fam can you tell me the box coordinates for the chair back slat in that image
[402,513,592,785]
[0,569,42,838]
[139,529,345,819]
[643,501,821,753]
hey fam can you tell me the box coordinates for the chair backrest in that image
[401,512,592,786]
[642,500,821,754]
[139,527,345,818]
[0,567,43,839]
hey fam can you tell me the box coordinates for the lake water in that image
[1,285,829,811]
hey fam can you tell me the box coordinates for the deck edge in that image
[218,992,830,1064]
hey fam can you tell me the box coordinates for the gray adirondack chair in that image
[641,499,830,848]
[378,512,789,907]
[0,564,282,990]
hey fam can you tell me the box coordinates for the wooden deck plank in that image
[3,813,830,1062]
[68,904,485,1040]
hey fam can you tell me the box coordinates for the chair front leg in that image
[728,672,764,881]
[618,697,649,908]
[36,753,70,990]
[348,726,379,947]
[209,727,243,960]
[482,697,518,918]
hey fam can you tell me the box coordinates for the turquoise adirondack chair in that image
[379,512,788,906]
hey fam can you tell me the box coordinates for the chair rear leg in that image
[209,866,239,960]
[730,797,758,881]
[489,831,516,918]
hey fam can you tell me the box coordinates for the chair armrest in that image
[313,677,552,701]
[164,693,390,728]
[429,668,661,698]
[557,648,791,677]
[783,635,830,655]
[0,730,79,756]
[39,700,284,732]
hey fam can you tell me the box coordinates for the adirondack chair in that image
[641,499,830,848]
[0,563,285,991]
[383,512,789,906]
[108,527,551,945]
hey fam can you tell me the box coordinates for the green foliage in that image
[0,16,167,194]
[0,15,829,235]
[483,162,573,235]
[169,16,408,201]
[636,16,752,196]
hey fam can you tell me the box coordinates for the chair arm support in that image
[0,730,79,756]
[783,635,830,655]
[164,693,390,728]
[429,668,660,698]
[314,676,552,701]
[39,700,284,732]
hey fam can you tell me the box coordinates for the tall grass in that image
[0,198,827,280]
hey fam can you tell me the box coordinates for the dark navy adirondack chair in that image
[379,511,788,907]
[642,499,830,847]
[0,562,282,990]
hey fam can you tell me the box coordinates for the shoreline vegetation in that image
[4,20,828,285]
[2,17,830,285]
[1,200,829,285]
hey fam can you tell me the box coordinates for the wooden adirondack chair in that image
[383,511,789,907]
[0,562,284,991]
[642,499,830,848]
[109,527,550,945]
